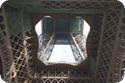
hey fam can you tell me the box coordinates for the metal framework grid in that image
[0,0,125,83]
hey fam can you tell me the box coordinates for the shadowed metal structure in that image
[0,0,125,83]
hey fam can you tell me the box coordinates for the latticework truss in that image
[0,0,125,83]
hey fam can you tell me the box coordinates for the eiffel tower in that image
[0,0,125,83]
[37,16,87,66]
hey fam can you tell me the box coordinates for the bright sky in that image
[49,45,76,63]
[0,0,125,83]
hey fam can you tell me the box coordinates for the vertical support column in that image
[106,8,125,83]
[0,7,16,82]
[26,29,40,78]
[95,3,124,83]
[0,5,32,82]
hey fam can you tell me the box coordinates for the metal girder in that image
[8,0,118,2]
[0,0,125,83]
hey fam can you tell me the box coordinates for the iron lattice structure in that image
[0,0,125,83]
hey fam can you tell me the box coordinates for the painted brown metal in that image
[0,0,125,83]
